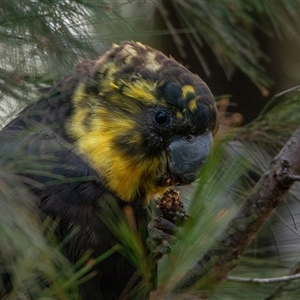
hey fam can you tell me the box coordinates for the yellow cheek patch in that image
[103,155,165,202]
[73,118,164,201]
[68,94,165,202]
[121,79,157,105]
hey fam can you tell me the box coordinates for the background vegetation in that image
[1,1,300,299]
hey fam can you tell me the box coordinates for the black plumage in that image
[0,41,218,299]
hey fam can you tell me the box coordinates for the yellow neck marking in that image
[67,83,167,202]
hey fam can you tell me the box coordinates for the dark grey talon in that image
[146,217,178,258]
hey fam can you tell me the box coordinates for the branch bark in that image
[172,126,300,298]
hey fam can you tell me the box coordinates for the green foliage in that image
[0,0,115,124]
[1,1,300,299]
[151,83,300,298]
[153,143,247,298]
[0,173,79,299]
[159,0,300,88]
[232,86,300,155]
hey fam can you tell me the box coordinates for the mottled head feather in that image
[87,41,218,134]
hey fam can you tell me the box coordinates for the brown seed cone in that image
[158,187,187,225]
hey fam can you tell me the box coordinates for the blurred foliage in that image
[0,172,79,299]
[0,0,112,124]
[157,0,300,89]
[231,86,300,156]
[1,0,300,124]
[210,87,300,299]
[1,0,300,299]
[152,143,248,298]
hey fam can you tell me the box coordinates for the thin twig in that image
[228,273,300,284]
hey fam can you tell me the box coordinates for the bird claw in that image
[146,217,178,259]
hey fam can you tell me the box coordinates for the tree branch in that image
[172,126,300,298]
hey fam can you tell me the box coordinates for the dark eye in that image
[155,111,170,125]
[185,134,195,141]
